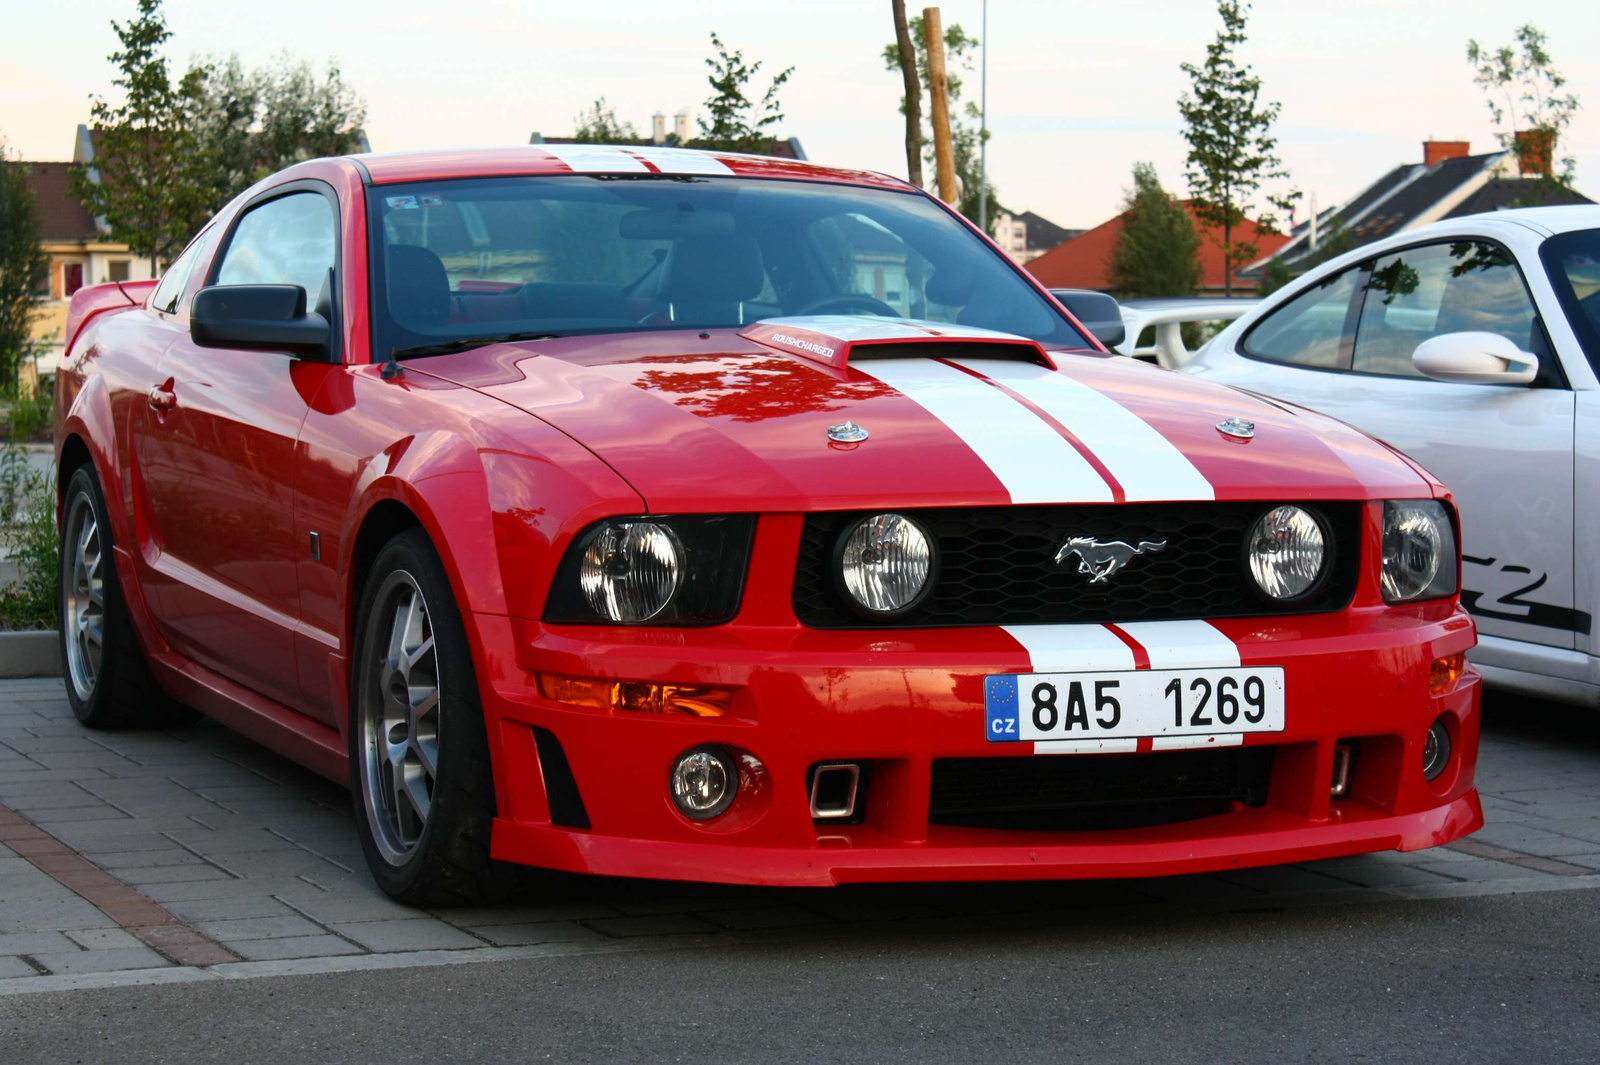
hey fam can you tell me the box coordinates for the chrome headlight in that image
[578,522,682,622]
[1382,500,1458,602]
[545,515,756,626]
[839,513,934,615]
[1247,505,1327,600]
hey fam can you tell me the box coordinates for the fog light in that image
[1429,653,1466,696]
[670,746,738,820]
[1423,719,1452,782]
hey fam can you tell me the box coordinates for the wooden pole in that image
[923,7,958,205]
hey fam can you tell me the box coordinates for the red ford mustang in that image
[54,144,1481,903]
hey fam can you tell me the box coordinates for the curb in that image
[0,629,61,677]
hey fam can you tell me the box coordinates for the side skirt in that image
[149,652,349,783]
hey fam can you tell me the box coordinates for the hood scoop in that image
[740,316,1057,371]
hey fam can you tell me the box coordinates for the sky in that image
[3,0,1597,230]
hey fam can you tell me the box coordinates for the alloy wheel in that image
[63,491,105,703]
[358,571,442,866]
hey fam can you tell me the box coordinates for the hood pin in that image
[827,421,869,443]
[1216,417,1255,440]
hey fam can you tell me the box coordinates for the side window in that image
[1351,241,1542,378]
[1240,267,1360,368]
[215,192,337,302]
[150,230,209,314]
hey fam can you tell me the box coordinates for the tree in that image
[1256,255,1292,297]
[1467,24,1582,193]
[0,142,49,390]
[1107,163,1201,299]
[571,97,640,144]
[190,52,367,213]
[883,14,999,228]
[1177,0,1297,296]
[695,33,794,155]
[70,0,214,274]
[889,0,923,189]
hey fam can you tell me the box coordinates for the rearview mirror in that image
[1050,289,1126,349]
[191,284,331,359]
[1412,331,1537,386]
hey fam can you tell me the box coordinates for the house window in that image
[108,260,131,283]
[63,263,84,298]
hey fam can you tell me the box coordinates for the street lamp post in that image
[978,0,988,233]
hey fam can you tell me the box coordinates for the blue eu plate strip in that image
[985,675,1020,742]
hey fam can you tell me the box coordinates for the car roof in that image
[347,143,916,192]
[1451,203,1600,236]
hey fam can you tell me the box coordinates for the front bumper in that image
[474,601,1482,888]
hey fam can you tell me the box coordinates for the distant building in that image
[530,108,807,161]
[22,126,161,387]
[992,209,1080,264]
[1244,138,1593,279]
[1024,201,1289,296]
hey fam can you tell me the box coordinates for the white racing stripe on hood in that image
[956,359,1213,501]
[857,359,1114,504]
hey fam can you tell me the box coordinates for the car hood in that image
[414,319,1431,512]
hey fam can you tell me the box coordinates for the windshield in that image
[365,175,1090,358]
[1540,228,1600,372]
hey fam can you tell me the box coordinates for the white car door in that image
[1195,238,1580,651]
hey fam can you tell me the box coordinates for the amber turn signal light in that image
[1429,653,1466,696]
[538,673,731,717]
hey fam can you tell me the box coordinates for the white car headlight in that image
[839,513,934,615]
[1247,505,1328,600]
[578,521,683,622]
[1382,500,1458,602]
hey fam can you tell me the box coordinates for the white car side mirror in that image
[1412,331,1538,386]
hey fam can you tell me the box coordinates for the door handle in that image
[148,381,176,412]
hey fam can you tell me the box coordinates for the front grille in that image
[929,747,1275,831]
[793,502,1361,628]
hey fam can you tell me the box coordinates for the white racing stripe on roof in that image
[626,147,734,174]
[857,359,1114,504]
[1112,620,1240,668]
[537,144,650,173]
[955,359,1213,501]
[1002,624,1136,673]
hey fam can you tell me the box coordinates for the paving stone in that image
[63,927,144,951]
[274,891,423,925]
[0,896,116,934]
[160,896,299,924]
[583,913,721,938]
[0,956,40,979]
[88,849,209,870]
[437,902,627,926]
[0,931,80,955]
[695,905,836,931]
[222,935,364,962]
[30,946,171,974]
[192,914,328,941]
[1299,855,1463,889]
[329,918,484,952]
[113,864,235,886]
[466,921,611,947]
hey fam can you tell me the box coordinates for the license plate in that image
[985,667,1285,745]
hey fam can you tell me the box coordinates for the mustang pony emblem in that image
[1053,536,1168,583]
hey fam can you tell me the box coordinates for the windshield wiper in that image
[389,332,562,360]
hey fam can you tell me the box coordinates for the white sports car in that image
[1184,206,1600,706]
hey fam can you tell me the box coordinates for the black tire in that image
[349,527,545,906]
[58,465,196,729]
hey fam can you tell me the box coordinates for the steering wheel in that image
[792,294,900,318]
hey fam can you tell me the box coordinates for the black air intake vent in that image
[847,341,1050,366]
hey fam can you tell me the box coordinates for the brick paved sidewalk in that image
[2,676,1597,995]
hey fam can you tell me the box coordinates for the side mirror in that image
[1412,331,1537,386]
[1050,289,1126,349]
[191,284,331,359]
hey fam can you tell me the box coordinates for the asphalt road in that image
[4,886,1598,1064]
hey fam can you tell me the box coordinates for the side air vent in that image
[532,726,591,830]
